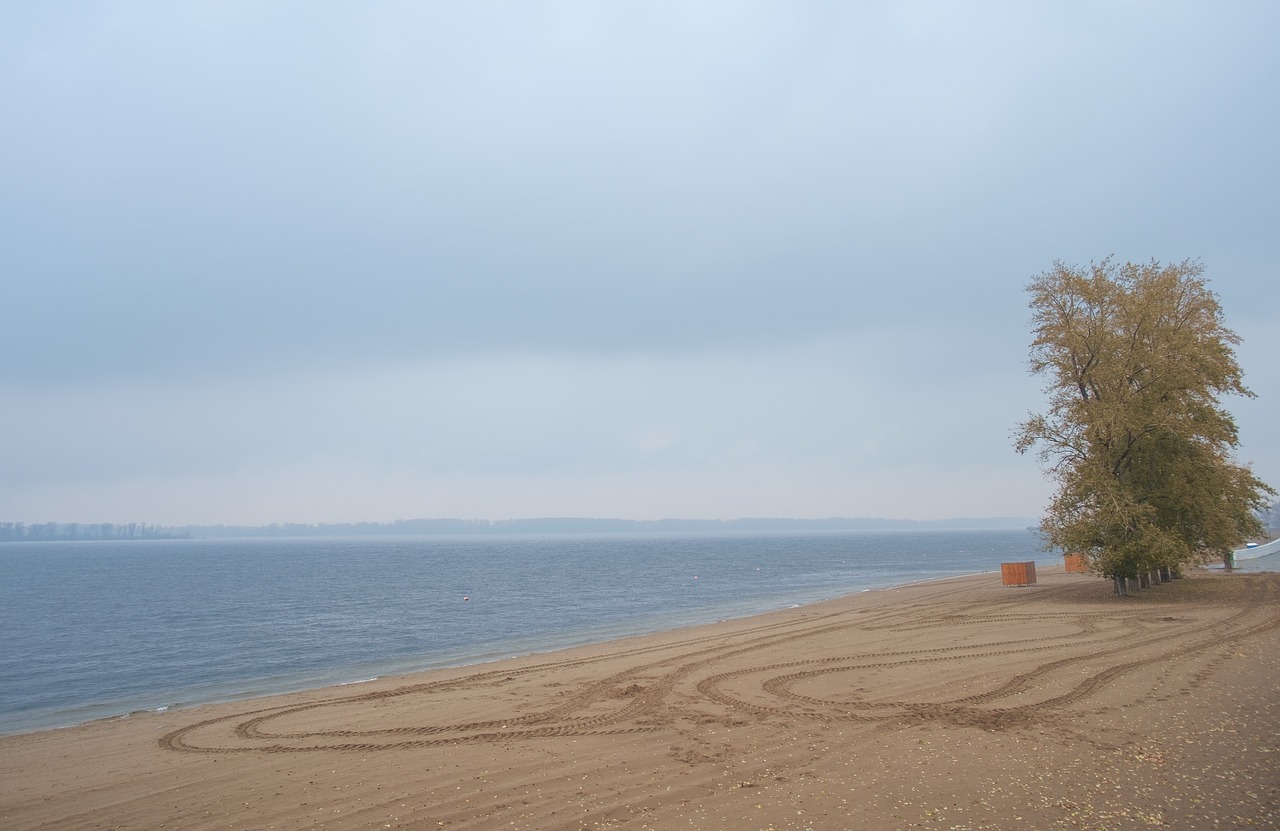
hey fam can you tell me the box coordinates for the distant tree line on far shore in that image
[1264,501,1280,539]
[0,515,1039,542]
[182,516,1036,537]
[0,522,192,542]
[4,509,1272,544]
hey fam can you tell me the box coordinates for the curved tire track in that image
[161,575,1279,753]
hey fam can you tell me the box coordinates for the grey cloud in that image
[4,3,1275,386]
[1,2,1276,523]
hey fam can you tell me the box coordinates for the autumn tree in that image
[1015,259,1274,594]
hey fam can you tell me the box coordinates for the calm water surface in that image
[0,529,1046,735]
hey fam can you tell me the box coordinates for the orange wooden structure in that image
[1001,561,1037,586]
[1063,553,1088,573]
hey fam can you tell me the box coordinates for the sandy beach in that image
[2,567,1276,830]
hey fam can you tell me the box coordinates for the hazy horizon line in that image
[1,515,1038,541]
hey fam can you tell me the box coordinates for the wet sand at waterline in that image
[3,568,1277,830]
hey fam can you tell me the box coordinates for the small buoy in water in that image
[463,596,470,602]
[693,576,698,580]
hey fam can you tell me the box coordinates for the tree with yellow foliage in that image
[1015,259,1274,595]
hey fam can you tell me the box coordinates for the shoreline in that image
[0,562,1029,740]
[4,566,1277,829]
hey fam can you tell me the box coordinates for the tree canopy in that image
[1015,259,1274,592]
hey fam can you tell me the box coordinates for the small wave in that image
[122,704,174,718]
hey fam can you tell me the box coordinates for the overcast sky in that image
[2,2,1277,526]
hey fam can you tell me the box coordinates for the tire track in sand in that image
[161,575,1278,753]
